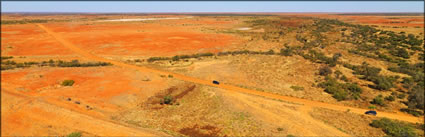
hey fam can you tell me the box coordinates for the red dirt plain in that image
[2,14,423,136]
[2,16,242,57]
[1,24,75,56]
[1,66,172,136]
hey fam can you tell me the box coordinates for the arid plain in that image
[1,13,424,136]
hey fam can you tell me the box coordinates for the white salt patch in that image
[98,16,193,22]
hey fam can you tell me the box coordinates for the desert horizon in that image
[1,1,424,137]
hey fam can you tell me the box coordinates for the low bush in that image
[66,132,82,137]
[290,86,304,91]
[371,76,395,90]
[162,95,173,104]
[147,57,171,62]
[385,95,395,102]
[318,76,362,101]
[62,80,75,86]
[371,95,385,106]
[370,118,417,137]
[319,66,332,76]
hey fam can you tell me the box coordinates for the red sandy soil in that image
[1,24,75,56]
[2,16,241,57]
[1,66,172,136]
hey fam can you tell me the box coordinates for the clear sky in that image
[1,1,424,13]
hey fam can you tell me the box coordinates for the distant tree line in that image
[1,19,49,25]
[1,59,112,71]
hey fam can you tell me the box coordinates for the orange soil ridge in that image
[36,24,424,124]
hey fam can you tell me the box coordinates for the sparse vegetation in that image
[1,56,13,60]
[318,76,362,101]
[1,59,112,71]
[370,118,417,137]
[1,19,49,24]
[344,62,396,90]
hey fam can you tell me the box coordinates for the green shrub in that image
[319,66,332,76]
[370,118,416,137]
[344,83,362,99]
[371,76,395,90]
[391,48,410,59]
[163,95,173,104]
[290,86,304,91]
[407,85,424,110]
[172,55,180,61]
[62,80,75,86]
[66,132,82,137]
[371,95,385,106]
[385,95,395,102]
[318,76,362,101]
[368,105,376,109]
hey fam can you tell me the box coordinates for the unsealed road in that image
[37,24,423,124]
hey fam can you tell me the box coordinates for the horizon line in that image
[2,11,424,14]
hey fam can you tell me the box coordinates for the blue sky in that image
[1,1,424,13]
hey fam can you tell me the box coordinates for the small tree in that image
[163,95,173,104]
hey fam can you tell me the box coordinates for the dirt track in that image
[36,24,424,124]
